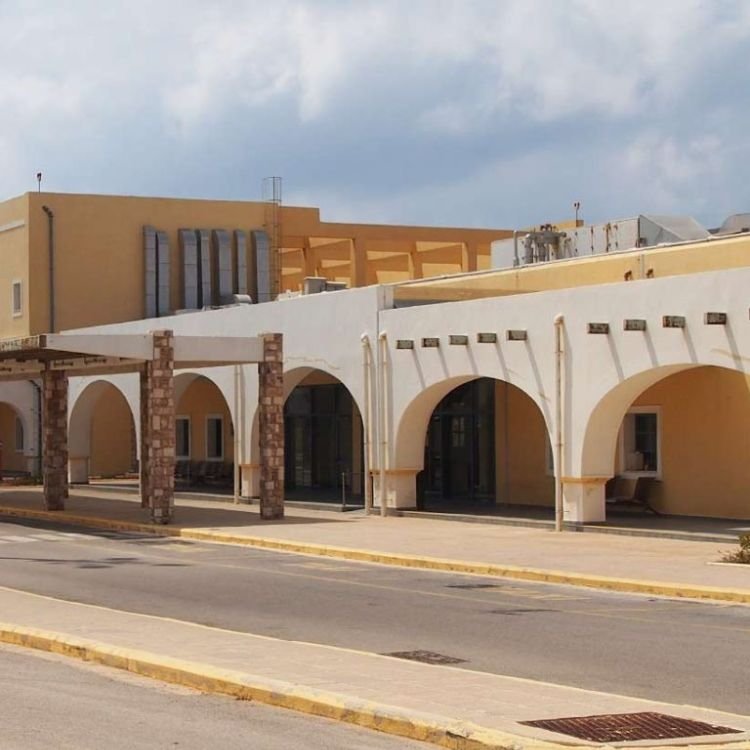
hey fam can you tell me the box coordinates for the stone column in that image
[43,368,68,510]
[258,333,284,519]
[139,331,176,524]
[139,367,150,508]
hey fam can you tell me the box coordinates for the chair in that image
[606,476,659,514]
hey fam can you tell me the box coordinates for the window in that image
[14,417,24,452]
[175,417,190,460]
[620,407,660,477]
[12,281,22,317]
[206,415,224,460]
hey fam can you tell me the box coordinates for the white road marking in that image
[0,535,36,543]
[0,531,95,545]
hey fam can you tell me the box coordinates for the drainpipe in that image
[28,380,42,479]
[553,314,565,532]
[233,364,240,504]
[41,206,55,332]
[360,334,374,513]
[378,330,389,517]
[513,230,520,267]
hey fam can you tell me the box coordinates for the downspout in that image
[41,206,55,332]
[553,314,565,532]
[360,334,373,513]
[378,330,389,517]
[513,230,520,267]
[28,380,42,479]
[233,364,240,504]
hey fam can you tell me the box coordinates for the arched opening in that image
[584,365,750,520]
[0,402,29,478]
[406,377,553,515]
[69,381,137,482]
[284,370,364,504]
[174,374,235,490]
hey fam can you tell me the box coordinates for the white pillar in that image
[562,478,607,523]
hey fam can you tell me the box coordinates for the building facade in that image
[2,192,750,524]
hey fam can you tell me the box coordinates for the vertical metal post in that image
[554,314,565,532]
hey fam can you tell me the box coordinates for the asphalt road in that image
[0,642,427,750]
[0,517,748,715]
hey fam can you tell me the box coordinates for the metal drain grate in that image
[385,650,467,666]
[446,583,500,589]
[520,712,742,743]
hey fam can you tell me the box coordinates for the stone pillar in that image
[140,331,176,524]
[258,333,284,519]
[139,367,150,508]
[42,368,68,510]
[562,477,607,524]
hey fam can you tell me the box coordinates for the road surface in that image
[0,516,747,714]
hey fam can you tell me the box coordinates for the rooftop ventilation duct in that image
[715,213,750,235]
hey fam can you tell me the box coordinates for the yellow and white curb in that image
[0,622,564,750]
[1,504,749,606]
[2,622,749,750]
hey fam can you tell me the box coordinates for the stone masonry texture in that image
[259,333,284,519]
[42,368,68,510]
[140,331,176,524]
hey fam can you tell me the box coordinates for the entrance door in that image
[421,379,495,506]
[284,382,362,501]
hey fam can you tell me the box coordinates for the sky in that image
[2,0,749,229]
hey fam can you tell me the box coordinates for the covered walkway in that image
[0,330,284,523]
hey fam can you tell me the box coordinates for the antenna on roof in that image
[573,201,581,224]
[36,172,42,193]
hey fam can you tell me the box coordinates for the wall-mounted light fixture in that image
[662,315,686,328]
[396,339,414,350]
[704,312,727,325]
[587,323,609,334]
[476,332,497,344]
[506,329,527,341]
[421,337,440,348]
[624,319,647,331]
[449,335,468,346]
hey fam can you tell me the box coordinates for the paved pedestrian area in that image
[2,586,749,749]
[0,487,748,598]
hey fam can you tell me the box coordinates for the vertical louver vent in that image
[179,229,198,309]
[213,229,233,304]
[144,226,157,318]
[234,230,248,296]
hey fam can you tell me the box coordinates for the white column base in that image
[372,469,419,511]
[562,478,607,523]
[69,457,89,484]
[240,464,260,499]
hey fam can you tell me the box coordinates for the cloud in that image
[1,1,749,230]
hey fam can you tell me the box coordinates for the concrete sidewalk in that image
[0,487,749,604]
[2,585,749,750]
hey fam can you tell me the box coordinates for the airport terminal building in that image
[1,191,749,525]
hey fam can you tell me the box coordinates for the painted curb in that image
[2,623,748,750]
[0,623,565,750]
[1,504,749,605]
